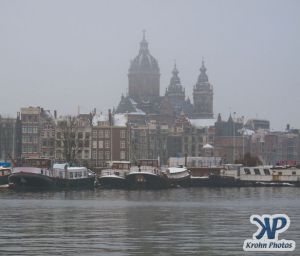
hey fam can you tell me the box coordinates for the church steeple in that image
[193,59,214,118]
[166,63,184,95]
[197,59,209,85]
[139,30,149,54]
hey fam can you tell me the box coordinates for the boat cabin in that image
[0,167,11,177]
[52,163,90,180]
[21,158,52,169]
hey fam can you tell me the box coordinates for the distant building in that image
[245,119,270,131]
[55,114,92,166]
[128,31,160,112]
[0,115,21,161]
[91,111,130,167]
[21,106,55,159]
[116,32,214,124]
[193,61,214,118]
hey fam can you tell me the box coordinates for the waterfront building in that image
[130,120,169,164]
[214,114,251,163]
[250,130,300,165]
[0,115,21,161]
[55,114,92,166]
[21,106,55,159]
[91,111,130,168]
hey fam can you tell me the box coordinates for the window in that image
[120,151,126,160]
[92,130,97,138]
[78,132,83,139]
[120,130,126,138]
[292,171,296,175]
[98,151,104,159]
[84,140,89,147]
[98,130,104,138]
[85,132,90,139]
[105,140,110,149]
[254,168,260,175]
[120,141,125,149]
[244,168,251,175]
[105,130,110,138]
[278,172,282,176]
[263,169,270,175]
[92,150,97,159]
[22,127,27,133]
[70,172,73,179]
[98,140,103,149]
[92,141,97,149]
[105,151,110,160]
[84,150,89,159]
[57,132,61,139]
[33,127,38,133]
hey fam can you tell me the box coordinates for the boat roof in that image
[167,167,188,174]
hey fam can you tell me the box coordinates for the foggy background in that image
[0,0,299,130]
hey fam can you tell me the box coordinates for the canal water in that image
[0,187,299,256]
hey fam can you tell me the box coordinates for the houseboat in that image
[0,162,12,186]
[209,165,300,187]
[97,161,130,189]
[9,158,95,191]
[164,165,191,187]
[126,159,170,190]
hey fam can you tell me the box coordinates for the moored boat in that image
[126,159,170,190]
[97,161,130,189]
[0,163,12,186]
[164,165,191,187]
[9,158,95,191]
[209,164,300,187]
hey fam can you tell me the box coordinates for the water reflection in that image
[0,187,299,255]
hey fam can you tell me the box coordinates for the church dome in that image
[129,32,160,73]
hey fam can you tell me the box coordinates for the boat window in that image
[70,172,73,179]
[263,169,270,175]
[254,169,260,175]
[244,168,251,175]
[292,171,296,175]
[84,171,87,177]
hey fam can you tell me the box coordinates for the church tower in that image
[193,60,214,118]
[165,63,185,115]
[128,31,160,104]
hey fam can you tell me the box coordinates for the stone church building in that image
[116,32,214,124]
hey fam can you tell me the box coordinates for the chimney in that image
[54,110,57,119]
[108,109,112,126]
[286,124,290,131]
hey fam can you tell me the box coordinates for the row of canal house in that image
[1,106,299,168]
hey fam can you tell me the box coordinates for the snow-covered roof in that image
[189,118,216,128]
[92,114,108,126]
[238,128,255,136]
[203,143,214,149]
[92,113,128,127]
[113,114,127,127]
[127,108,146,115]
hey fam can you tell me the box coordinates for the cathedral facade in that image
[116,33,214,123]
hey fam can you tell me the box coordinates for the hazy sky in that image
[0,0,299,130]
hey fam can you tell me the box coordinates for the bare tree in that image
[57,116,79,163]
